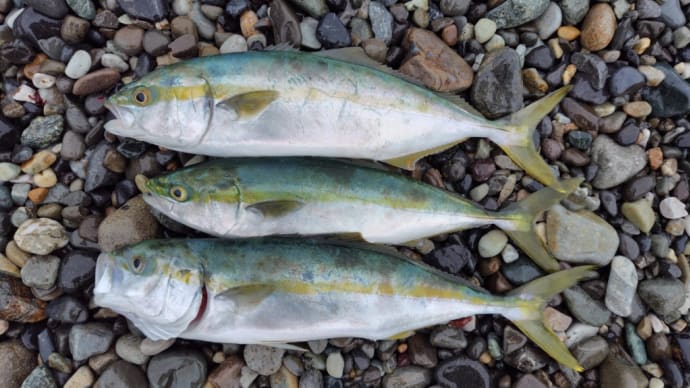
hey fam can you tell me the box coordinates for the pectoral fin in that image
[247,200,305,218]
[217,91,279,119]
[215,284,274,312]
[256,342,309,352]
[384,140,464,170]
[388,330,415,340]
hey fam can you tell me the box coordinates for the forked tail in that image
[493,86,572,192]
[509,265,597,371]
[497,177,582,272]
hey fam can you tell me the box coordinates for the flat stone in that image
[486,0,549,29]
[599,345,648,388]
[14,218,68,255]
[96,360,148,387]
[116,334,148,365]
[64,366,94,388]
[563,286,611,327]
[69,323,114,361]
[591,135,647,189]
[20,255,60,289]
[659,0,686,28]
[97,195,160,252]
[64,50,91,79]
[315,13,350,48]
[369,2,393,44]
[643,63,690,118]
[659,197,687,219]
[470,47,522,118]
[621,199,655,234]
[561,0,589,24]
[400,28,473,92]
[532,2,562,40]
[72,68,121,96]
[570,336,609,370]
[20,115,64,149]
[605,256,638,317]
[243,345,284,376]
[638,279,686,316]
[147,349,207,387]
[383,366,432,388]
[546,204,618,266]
[0,340,36,387]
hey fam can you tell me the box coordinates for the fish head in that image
[135,161,242,235]
[104,65,214,150]
[93,240,205,340]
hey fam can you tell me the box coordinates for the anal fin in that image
[384,140,465,170]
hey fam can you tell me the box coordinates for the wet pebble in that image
[69,323,114,361]
[147,348,207,387]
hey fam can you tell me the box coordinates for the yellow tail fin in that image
[494,86,572,192]
[499,177,582,272]
[509,265,597,372]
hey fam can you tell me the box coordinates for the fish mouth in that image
[93,253,116,305]
[103,100,137,136]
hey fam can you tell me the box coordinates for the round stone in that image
[326,352,344,378]
[580,3,616,51]
[477,230,508,258]
[659,197,688,219]
[14,218,69,255]
[64,50,92,79]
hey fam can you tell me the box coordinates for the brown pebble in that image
[206,355,244,388]
[400,28,473,92]
[103,149,127,173]
[113,25,145,56]
[2,102,26,118]
[523,68,549,94]
[557,26,580,41]
[28,188,49,204]
[647,147,663,170]
[623,101,652,118]
[441,24,458,46]
[478,256,501,276]
[561,147,590,166]
[171,16,198,40]
[240,11,259,37]
[21,151,57,174]
[541,138,564,161]
[580,3,616,51]
[72,68,121,96]
[61,15,90,44]
[646,333,671,362]
[169,34,199,59]
[23,54,47,80]
[486,271,512,293]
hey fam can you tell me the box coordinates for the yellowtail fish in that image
[93,238,593,371]
[136,158,582,272]
[105,48,571,191]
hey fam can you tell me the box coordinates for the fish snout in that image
[93,254,115,298]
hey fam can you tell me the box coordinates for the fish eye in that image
[131,256,145,273]
[132,88,151,106]
[170,186,188,202]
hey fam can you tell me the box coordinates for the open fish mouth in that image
[103,100,137,136]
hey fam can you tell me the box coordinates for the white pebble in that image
[139,338,175,356]
[219,34,248,53]
[326,352,344,378]
[0,163,21,182]
[32,73,56,89]
[659,197,688,219]
[101,53,129,72]
[65,50,92,79]
[12,84,37,103]
[564,323,599,347]
[474,18,496,44]
[501,243,519,263]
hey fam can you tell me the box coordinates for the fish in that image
[135,157,582,272]
[93,238,594,371]
[105,47,571,191]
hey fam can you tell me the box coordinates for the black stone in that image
[97,361,149,387]
[147,349,208,388]
[46,296,89,323]
[501,256,543,285]
[25,0,70,18]
[608,66,645,97]
[225,0,250,18]
[569,75,609,105]
[116,139,148,159]
[571,52,608,90]
[471,48,522,119]
[599,190,618,216]
[0,117,19,152]
[616,122,640,145]
[659,0,686,28]
[21,323,45,352]
[316,13,352,49]
[134,53,155,79]
[618,233,640,260]
[435,357,489,388]
[114,180,138,207]
[636,20,665,39]
[0,39,36,64]
[11,145,34,164]
[425,242,474,274]
[661,359,684,388]
[58,250,97,293]
[37,37,65,61]
[37,328,55,363]
[116,0,169,21]
[84,142,122,192]
[12,7,62,47]
[644,63,690,118]
[610,17,635,50]
[524,46,554,70]
[623,175,656,201]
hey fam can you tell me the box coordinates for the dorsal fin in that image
[435,92,486,118]
[263,42,299,52]
[312,47,427,87]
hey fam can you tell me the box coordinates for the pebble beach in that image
[1,0,690,387]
